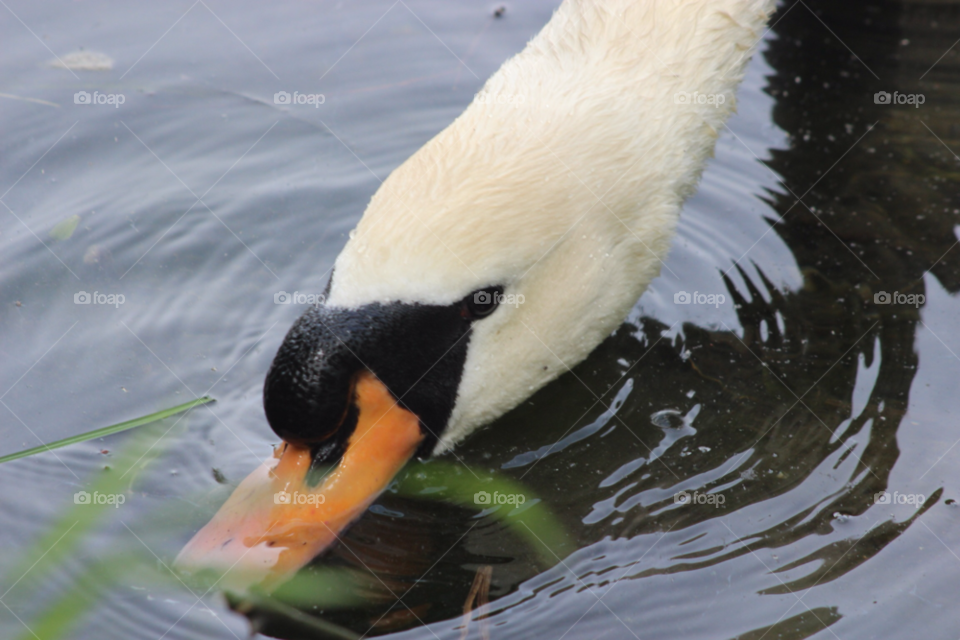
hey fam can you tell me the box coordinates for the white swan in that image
[176,0,776,593]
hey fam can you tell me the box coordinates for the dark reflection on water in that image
[3,1,960,639]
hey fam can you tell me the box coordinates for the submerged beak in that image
[174,372,423,594]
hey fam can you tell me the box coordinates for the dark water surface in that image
[3,1,960,639]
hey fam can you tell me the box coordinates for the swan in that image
[176,0,776,593]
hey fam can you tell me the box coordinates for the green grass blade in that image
[0,396,214,465]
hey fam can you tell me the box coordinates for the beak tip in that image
[175,373,424,594]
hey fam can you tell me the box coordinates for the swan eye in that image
[462,286,503,319]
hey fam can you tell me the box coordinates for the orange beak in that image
[174,371,423,594]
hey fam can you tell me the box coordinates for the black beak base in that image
[263,300,474,461]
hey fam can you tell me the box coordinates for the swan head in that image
[262,284,505,458]
[174,110,675,593]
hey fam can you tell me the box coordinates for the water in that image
[3,1,960,638]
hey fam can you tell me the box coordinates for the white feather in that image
[326,0,776,453]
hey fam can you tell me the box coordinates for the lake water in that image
[3,1,960,639]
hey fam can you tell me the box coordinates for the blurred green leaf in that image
[393,460,573,566]
[14,575,100,640]
[11,550,188,640]
[3,426,172,596]
[3,425,184,640]
[48,214,81,240]
[266,568,367,609]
